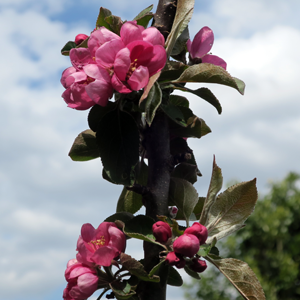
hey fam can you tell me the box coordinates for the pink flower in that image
[187,26,227,70]
[184,222,208,246]
[168,206,178,218]
[76,222,126,267]
[189,258,207,273]
[166,251,186,269]
[173,233,200,258]
[152,221,172,243]
[75,34,89,45]
[63,259,98,300]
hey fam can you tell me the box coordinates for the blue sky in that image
[1,1,300,300]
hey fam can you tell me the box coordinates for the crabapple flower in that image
[63,259,98,300]
[152,221,172,243]
[75,34,89,45]
[76,222,126,267]
[187,26,227,70]
[189,258,207,273]
[166,251,186,269]
[184,222,208,246]
[173,233,200,258]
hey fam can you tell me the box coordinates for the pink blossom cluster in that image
[63,222,126,300]
[61,21,167,110]
[187,26,227,70]
[152,221,208,273]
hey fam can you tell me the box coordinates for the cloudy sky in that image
[0,0,299,299]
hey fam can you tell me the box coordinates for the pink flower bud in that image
[173,233,200,258]
[165,251,186,269]
[75,34,89,45]
[168,206,178,218]
[184,222,208,245]
[152,221,172,243]
[189,258,207,273]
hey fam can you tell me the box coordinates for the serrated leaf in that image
[174,86,222,114]
[68,130,100,161]
[167,266,183,286]
[205,256,266,300]
[96,110,139,185]
[165,0,194,57]
[120,253,160,283]
[104,212,134,223]
[61,41,77,56]
[206,179,258,242]
[184,265,201,280]
[117,161,148,214]
[133,4,153,20]
[96,7,112,29]
[200,157,223,225]
[171,63,245,95]
[140,81,162,125]
[169,178,198,226]
[171,163,198,184]
[105,15,123,35]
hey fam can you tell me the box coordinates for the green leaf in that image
[96,7,112,29]
[169,94,189,108]
[110,281,136,300]
[171,26,189,56]
[61,41,77,56]
[175,197,205,221]
[140,81,162,125]
[133,4,153,20]
[171,64,246,95]
[205,256,266,300]
[139,72,161,104]
[171,163,198,184]
[120,253,160,283]
[165,0,195,57]
[167,266,183,286]
[184,265,201,280]
[200,157,223,225]
[206,179,258,243]
[149,259,166,277]
[105,15,123,35]
[96,110,139,185]
[174,86,222,114]
[117,161,148,214]
[161,102,186,126]
[197,244,212,257]
[68,130,100,161]
[159,61,188,82]
[88,102,116,132]
[104,212,134,223]
[169,178,198,226]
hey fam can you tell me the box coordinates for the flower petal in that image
[114,48,131,81]
[81,223,96,242]
[142,27,165,46]
[107,223,126,253]
[191,26,214,59]
[66,83,95,110]
[201,54,227,70]
[85,79,113,107]
[76,236,94,264]
[146,45,167,76]
[77,273,98,295]
[83,64,110,82]
[70,48,94,70]
[91,246,117,267]
[111,74,132,94]
[127,65,149,91]
[120,21,143,45]
[61,67,76,88]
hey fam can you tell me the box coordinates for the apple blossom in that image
[184,222,208,245]
[152,221,172,243]
[189,258,207,273]
[173,233,200,258]
[76,222,126,267]
[165,251,186,269]
[187,26,227,70]
[75,34,89,45]
[63,259,98,300]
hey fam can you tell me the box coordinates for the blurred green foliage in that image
[184,172,300,300]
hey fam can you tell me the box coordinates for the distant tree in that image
[184,172,300,300]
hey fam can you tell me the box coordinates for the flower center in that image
[88,236,106,250]
[126,59,138,80]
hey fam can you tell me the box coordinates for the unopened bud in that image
[75,34,89,45]
[189,258,207,273]
[184,222,208,245]
[152,221,172,243]
[173,233,199,258]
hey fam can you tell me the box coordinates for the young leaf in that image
[96,110,139,186]
[200,157,223,225]
[140,81,162,125]
[206,179,258,242]
[61,41,77,56]
[104,212,134,223]
[133,5,154,28]
[133,4,153,20]
[175,197,205,221]
[171,64,245,95]
[96,7,112,29]
[171,163,198,184]
[171,26,189,56]
[161,102,186,126]
[167,266,183,286]
[184,265,201,280]
[205,256,266,300]
[68,130,100,161]
[169,178,198,226]
[110,281,136,300]
[105,15,123,35]
[159,61,188,82]
[169,94,189,108]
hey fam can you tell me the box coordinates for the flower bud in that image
[152,221,172,243]
[189,258,207,273]
[168,206,178,218]
[165,251,186,269]
[173,233,199,258]
[184,222,208,245]
[75,34,89,45]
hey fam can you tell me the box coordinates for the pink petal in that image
[88,27,121,56]
[77,273,98,296]
[67,71,87,86]
[111,74,132,94]
[191,26,214,59]
[114,48,131,81]
[69,285,91,300]
[69,265,95,281]
[186,39,192,53]
[61,67,76,88]
[142,27,165,46]
[83,64,111,82]
[76,236,93,264]
[81,223,96,243]
[85,79,112,107]
[201,54,227,70]
[70,48,93,70]
[107,223,126,253]
[66,259,78,268]
[127,40,153,63]
[146,45,167,76]
[128,65,149,91]
[91,246,117,267]
[120,21,143,45]
[95,39,125,68]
